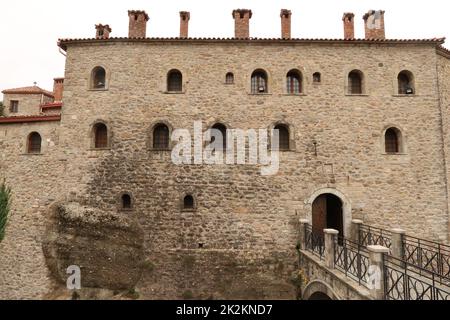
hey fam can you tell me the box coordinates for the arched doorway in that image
[312,194,344,237]
[308,292,332,300]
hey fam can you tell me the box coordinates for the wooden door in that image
[312,194,327,236]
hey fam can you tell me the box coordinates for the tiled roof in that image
[1,86,54,98]
[41,102,63,109]
[58,37,446,51]
[0,115,61,124]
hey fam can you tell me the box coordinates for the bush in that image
[0,182,12,242]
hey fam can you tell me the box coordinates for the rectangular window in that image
[9,100,19,113]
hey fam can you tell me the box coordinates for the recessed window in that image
[398,71,415,95]
[225,72,234,84]
[286,70,302,94]
[313,72,321,83]
[348,70,364,94]
[385,127,403,154]
[273,124,290,151]
[210,123,227,151]
[183,195,195,210]
[91,67,106,89]
[153,124,170,149]
[9,100,19,113]
[167,70,183,92]
[93,123,108,149]
[27,132,42,154]
[121,194,132,210]
[251,69,268,94]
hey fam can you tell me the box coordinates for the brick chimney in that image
[179,11,190,38]
[232,9,252,38]
[280,9,292,39]
[95,24,112,39]
[363,10,385,39]
[53,78,64,102]
[128,10,149,38]
[342,13,355,39]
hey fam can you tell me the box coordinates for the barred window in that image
[385,128,400,153]
[274,124,290,151]
[251,70,268,94]
[153,124,170,149]
[348,70,363,94]
[167,70,183,92]
[28,132,42,154]
[226,72,234,84]
[94,123,108,149]
[91,67,106,89]
[286,70,302,94]
[398,71,414,94]
[9,100,19,113]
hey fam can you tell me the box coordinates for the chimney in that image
[53,78,64,102]
[363,10,385,39]
[179,11,190,38]
[342,13,355,39]
[280,9,292,39]
[128,10,149,38]
[232,9,252,38]
[95,24,112,39]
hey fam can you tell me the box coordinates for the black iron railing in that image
[359,224,392,249]
[403,236,450,280]
[304,224,324,260]
[384,255,450,300]
[334,237,370,286]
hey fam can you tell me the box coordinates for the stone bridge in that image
[297,220,450,300]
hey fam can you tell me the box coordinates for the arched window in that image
[121,194,132,210]
[348,70,363,94]
[313,72,321,83]
[398,71,414,95]
[27,132,42,154]
[226,72,234,84]
[286,70,302,94]
[91,67,106,89]
[274,124,290,151]
[153,124,170,149]
[251,70,268,94]
[210,123,227,150]
[385,128,401,154]
[183,195,195,210]
[94,123,108,149]
[167,70,183,92]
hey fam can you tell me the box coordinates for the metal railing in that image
[304,224,324,260]
[384,254,450,300]
[359,224,392,248]
[403,235,450,280]
[334,237,370,286]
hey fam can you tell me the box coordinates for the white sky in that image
[0,0,449,98]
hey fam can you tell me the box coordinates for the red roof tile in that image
[2,86,54,98]
[0,115,61,124]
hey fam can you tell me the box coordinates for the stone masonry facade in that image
[0,8,449,299]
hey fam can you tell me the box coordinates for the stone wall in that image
[2,93,49,116]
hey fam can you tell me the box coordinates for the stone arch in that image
[303,280,340,300]
[381,124,407,154]
[89,119,112,149]
[306,188,352,238]
[268,120,296,151]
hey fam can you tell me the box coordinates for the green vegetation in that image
[0,182,12,242]
[0,102,4,116]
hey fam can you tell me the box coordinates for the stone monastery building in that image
[0,8,450,299]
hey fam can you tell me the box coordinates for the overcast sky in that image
[0,0,449,98]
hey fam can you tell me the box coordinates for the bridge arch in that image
[306,188,352,238]
[303,280,340,300]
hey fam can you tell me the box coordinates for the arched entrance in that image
[308,292,332,300]
[312,194,344,237]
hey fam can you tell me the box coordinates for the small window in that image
[398,71,415,95]
[153,124,170,149]
[313,72,321,83]
[274,124,290,151]
[210,123,227,151]
[94,123,108,149]
[348,70,363,94]
[91,67,106,89]
[286,70,302,94]
[251,70,268,94]
[121,194,132,210]
[27,132,42,154]
[183,195,195,210]
[9,100,19,113]
[167,70,183,92]
[226,72,234,84]
[385,128,401,154]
